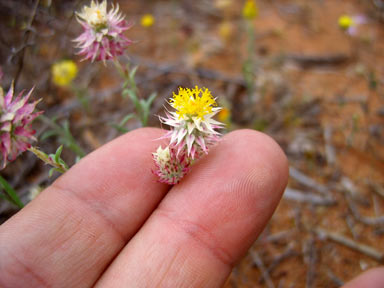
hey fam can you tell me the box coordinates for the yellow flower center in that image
[96,9,102,19]
[338,15,354,30]
[78,0,108,28]
[242,0,258,20]
[141,14,155,27]
[170,86,217,120]
[51,60,78,87]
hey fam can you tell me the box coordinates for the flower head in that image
[170,86,217,120]
[153,86,224,184]
[338,14,367,36]
[51,60,78,87]
[242,0,258,20]
[0,84,42,169]
[140,14,155,27]
[74,0,133,62]
[161,86,224,159]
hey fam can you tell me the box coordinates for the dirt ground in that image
[0,0,384,287]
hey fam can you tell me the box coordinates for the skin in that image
[0,128,381,287]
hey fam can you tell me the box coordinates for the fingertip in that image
[343,267,384,288]
[223,129,289,194]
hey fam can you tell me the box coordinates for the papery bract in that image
[74,0,133,62]
[152,145,191,185]
[0,84,42,169]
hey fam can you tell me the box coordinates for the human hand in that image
[0,128,288,287]
[0,128,381,287]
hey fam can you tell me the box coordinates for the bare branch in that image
[315,228,384,263]
[284,188,335,206]
[289,167,330,196]
[250,250,275,288]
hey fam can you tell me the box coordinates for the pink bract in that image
[0,85,42,169]
[74,2,133,62]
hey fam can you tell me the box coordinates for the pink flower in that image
[73,0,133,62]
[153,87,225,185]
[0,84,42,169]
[338,14,367,36]
[159,87,224,160]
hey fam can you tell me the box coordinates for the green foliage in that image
[39,115,86,158]
[0,176,24,209]
[110,113,135,134]
[29,146,69,176]
[115,61,157,128]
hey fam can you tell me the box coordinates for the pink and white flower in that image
[153,86,225,184]
[160,87,224,159]
[338,14,367,36]
[0,84,42,169]
[74,0,133,62]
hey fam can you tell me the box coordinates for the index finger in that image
[0,128,170,288]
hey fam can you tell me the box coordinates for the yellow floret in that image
[338,15,354,30]
[217,107,230,122]
[51,60,78,87]
[242,0,258,20]
[170,86,217,120]
[141,14,155,27]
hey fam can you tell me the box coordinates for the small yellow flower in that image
[242,0,258,20]
[51,60,78,87]
[170,86,217,120]
[141,14,155,27]
[217,107,230,123]
[338,15,353,30]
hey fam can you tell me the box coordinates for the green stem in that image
[0,175,24,208]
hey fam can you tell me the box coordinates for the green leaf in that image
[40,130,58,141]
[126,89,142,113]
[129,66,139,81]
[110,123,129,134]
[54,145,63,163]
[0,176,24,208]
[49,168,55,178]
[146,92,157,107]
[119,114,135,126]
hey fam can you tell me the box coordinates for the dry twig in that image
[303,236,317,288]
[289,167,330,196]
[315,228,384,263]
[346,195,384,226]
[284,188,335,206]
[263,244,299,282]
[323,125,336,166]
[250,250,275,288]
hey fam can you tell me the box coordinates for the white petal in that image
[186,134,195,156]
[187,122,195,134]
[177,128,187,144]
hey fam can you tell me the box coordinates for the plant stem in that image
[0,175,24,208]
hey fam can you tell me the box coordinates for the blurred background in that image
[0,0,384,287]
